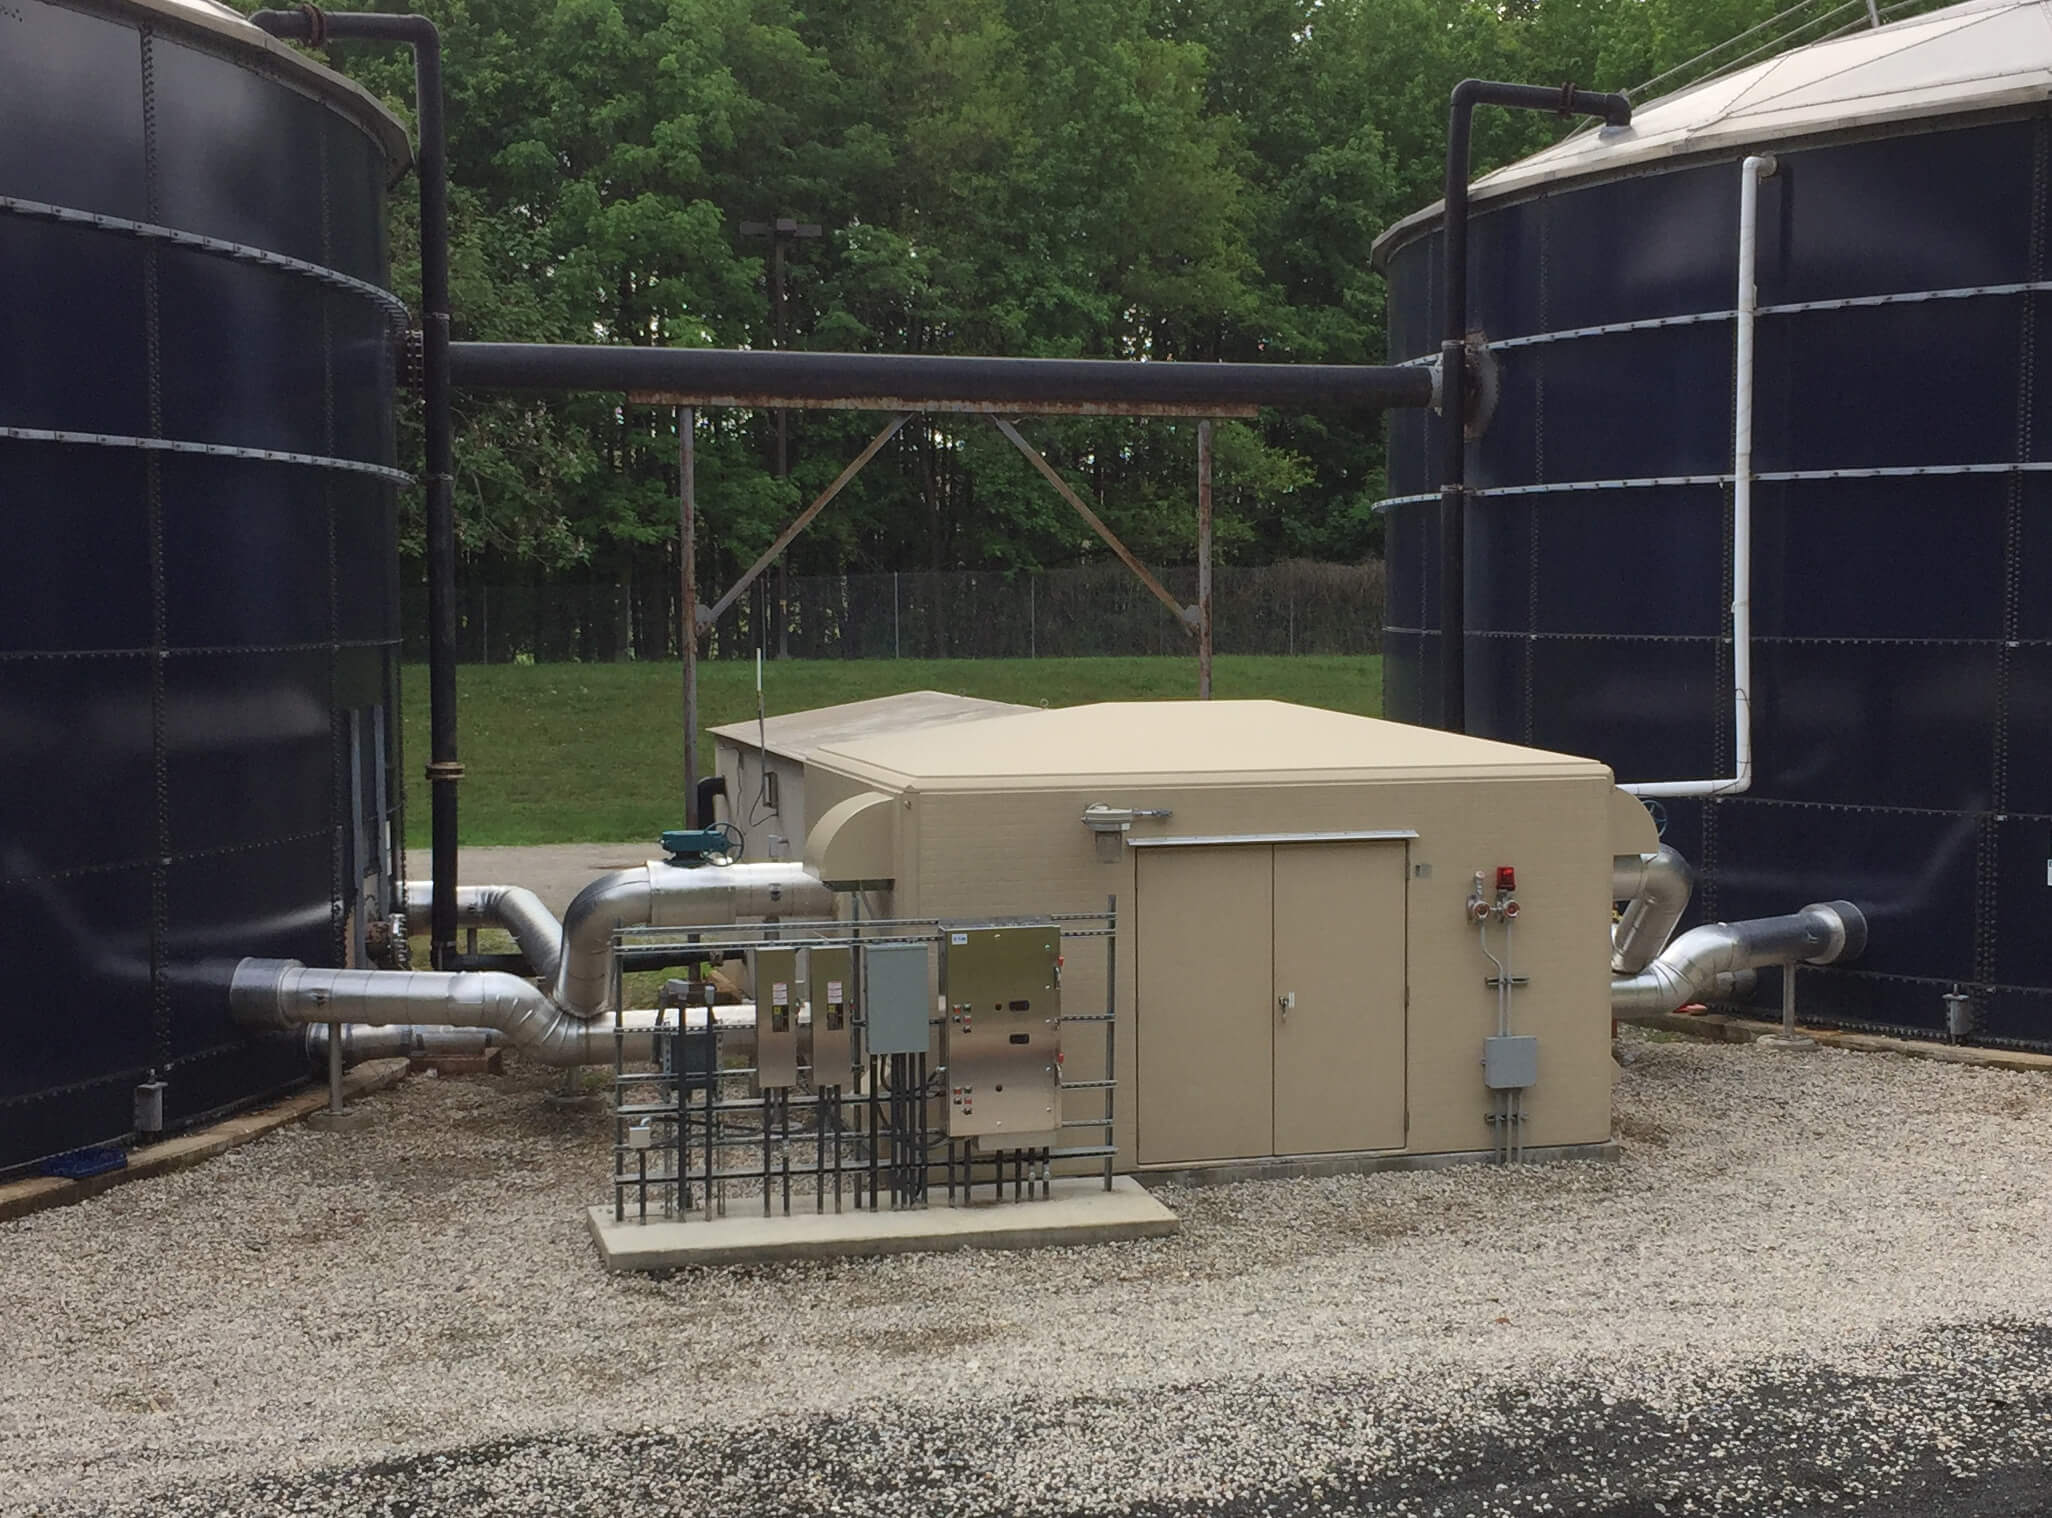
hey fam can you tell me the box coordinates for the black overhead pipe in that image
[447,343,1438,414]
[1439,81,1630,733]
[695,775,727,831]
[252,7,461,970]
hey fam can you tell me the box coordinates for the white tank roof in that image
[1375,0,2052,260]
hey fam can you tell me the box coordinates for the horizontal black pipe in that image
[448,342,1437,413]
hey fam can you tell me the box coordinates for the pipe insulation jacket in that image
[551,861,833,1018]
[402,859,830,1018]
[305,1024,501,1065]
[305,1005,767,1069]
[401,880,563,980]
[1610,848,1696,974]
[1610,901,1867,1017]
[236,964,769,1065]
[233,963,637,1064]
[238,859,825,1064]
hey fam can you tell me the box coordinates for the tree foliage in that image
[275,0,1816,591]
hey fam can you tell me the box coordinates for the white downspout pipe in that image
[1622,153,1774,800]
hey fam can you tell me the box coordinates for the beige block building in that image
[709,690,1026,860]
[801,700,1650,1176]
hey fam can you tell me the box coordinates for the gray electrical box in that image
[1481,1034,1539,1091]
[863,943,932,1057]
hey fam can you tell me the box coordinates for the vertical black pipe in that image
[251,8,459,966]
[1439,80,1630,733]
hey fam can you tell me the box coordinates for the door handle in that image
[1277,991,1296,1017]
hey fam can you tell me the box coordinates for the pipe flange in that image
[1464,334,1500,440]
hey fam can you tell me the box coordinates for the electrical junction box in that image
[751,946,800,1090]
[657,1025,718,1090]
[863,943,932,1058]
[1482,1035,1539,1091]
[942,922,1061,1143]
[807,945,855,1087]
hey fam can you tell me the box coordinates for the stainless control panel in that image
[751,945,800,1090]
[941,922,1060,1142]
[808,945,855,1088]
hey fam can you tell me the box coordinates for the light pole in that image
[739,217,823,658]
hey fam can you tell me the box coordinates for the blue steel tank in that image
[1376,0,2052,1045]
[0,0,410,1168]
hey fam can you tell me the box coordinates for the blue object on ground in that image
[38,1146,128,1180]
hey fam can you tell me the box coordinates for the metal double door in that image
[1136,841,1407,1164]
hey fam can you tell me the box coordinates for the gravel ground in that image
[6,1033,2052,1516]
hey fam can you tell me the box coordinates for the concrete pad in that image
[305,1108,377,1133]
[1139,1140,1618,1188]
[587,1174,1177,1270]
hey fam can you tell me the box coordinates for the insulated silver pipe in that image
[306,1024,502,1065]
[405,859,833,1019]
[401,880,563,978]
[308,1006,767,1068]
[235,960,666,1065]
[551,860,833,1018]
[1611,847,1695,974]
[238,861,824,1068]
[1610,901,1866,1017]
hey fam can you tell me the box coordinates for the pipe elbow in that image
[1611,846,1696,974]
[1611,900,1869,1017]
[230,957,304,1030]
[563,867,656,952]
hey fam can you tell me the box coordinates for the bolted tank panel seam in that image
[0,195,410,325]
[0,426,415,484]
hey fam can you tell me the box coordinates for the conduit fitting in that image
[1610,901,1867,1017]
[1610,847,1695,974]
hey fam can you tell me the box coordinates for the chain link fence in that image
[403,559,1384,663]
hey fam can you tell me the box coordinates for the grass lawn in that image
[402,654,1382,847]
